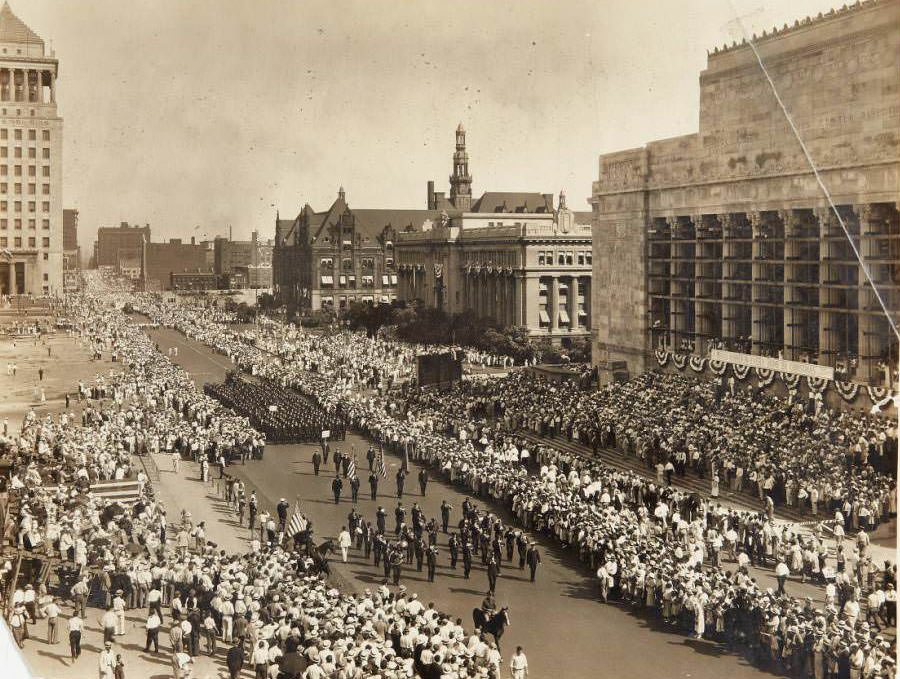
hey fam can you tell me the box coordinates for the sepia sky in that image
[21,0,842,247]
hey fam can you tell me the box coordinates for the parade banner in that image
[710,350,833,381]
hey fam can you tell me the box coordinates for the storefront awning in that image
[320,275,333,285]
[339,275,347,285]
[382,275,390,286]
[390,274,398,285]
[539,310,550,323]
[559,309,570,324]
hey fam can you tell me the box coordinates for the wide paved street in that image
[145,324,785,679]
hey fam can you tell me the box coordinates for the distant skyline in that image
[21,0,843,249]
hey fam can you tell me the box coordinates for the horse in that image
[472,606,510,650]
[308,539,336,576]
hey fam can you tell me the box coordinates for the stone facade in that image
[0,3,63,296]
[592,0,900,384]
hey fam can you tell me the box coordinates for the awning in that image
[539,283,548,292]
[578,309,588,317]
[342,239,353,246]
[321,296,334,304]
[558,282,568,290]
[339,275,347,285]
[539,310,550,323]
[559,309,570,324]
[362,275,374,285]
[390,274,398,285]
[380,295,389,303]
[362,295,374,302]
[320,275,333,285]
[382,275,390,286]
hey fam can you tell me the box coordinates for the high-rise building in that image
[0,2,63,296]
[591,0,900,386]
[62,207,79,290]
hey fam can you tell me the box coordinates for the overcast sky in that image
[20,0,841,247]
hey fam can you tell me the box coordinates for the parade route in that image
[143,324,796,679]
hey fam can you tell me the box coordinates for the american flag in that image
[377,445,387,478]
[286,498,306,536]
[347,456,357,480]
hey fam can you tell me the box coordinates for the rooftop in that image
[0,2,43,46]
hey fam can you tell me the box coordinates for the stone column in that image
[7,261,14,295]
[550,276,559,332]
[524,275,540,331]
[50,72,56,104]
[512,275,522,326]
[2,69,9,101]
[856,204,874,382]
[568,276,578,330]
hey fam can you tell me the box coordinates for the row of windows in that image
[320,257,394,271]
[0,128,51,141]
[0,147,52,159]
[0,164,51,176]
[0,236,51,248]
[537,250,592,266]
[0,201,50,212]
[0,218,51,229]
[0,182,51,195]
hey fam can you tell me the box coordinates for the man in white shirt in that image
[510,645,529,679]
[43,596,61,644]
[251,640,269,678]
[99,641,116,679]
[338,527,352,563]
[68,612,83,660]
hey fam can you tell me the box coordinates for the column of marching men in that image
[133,288,898,679]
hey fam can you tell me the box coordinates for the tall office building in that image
[0,3,62,296]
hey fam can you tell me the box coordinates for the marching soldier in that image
[462,540,473,579]
[349,474,360,503]
[516,532,528,570]
[366,446,376,470]
[440,500,452,533]
[448,533,459,570]
[418,468,428,496]
[426,545,437,582]
[415,537,426,572]
[312,449,322,476]
[487,554,500,594]
[526,542,542,583]
[396,468,406,498]
[368,471,379,500]
[331,475,343,504]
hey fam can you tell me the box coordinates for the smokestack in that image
[427,181,435,210]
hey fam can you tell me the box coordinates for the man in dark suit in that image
[312,450,321,476]
[526,542,542,582]
[331,476,343,504]
[369,472,379,500]
[226,639,244,679]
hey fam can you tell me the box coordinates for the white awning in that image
[362,295,374,302]
[320,275,333,285]
[321,296,334,304]
[380,295,389,303]
[342,239,353,246]
[382,275,390,285]
[559,309,570,324]
[539,310,550,323]
[339,275,347,285]
[578,309,588,317]
[558,282,568,290]
[390,274,398,285]
[362,275,374,284]
[538,283,548,292]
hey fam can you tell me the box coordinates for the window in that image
[27,129,35,141]
[382,274,390,286]
[27,165,35,176]
[42,130,49,141]
[13,236,20,247]
[42,272,48,281]
[28,201,34,212]
[41,166,48,177]
[384,257,394,268]
[42,252,47,260]
[13,147,20,158]
[342,258,353,271]
[14,183,20,194]
[0,129,6,140]
[586,252,592,265]
[0,237,5,246]
[319,257,333,269]
[0,182,6,192]
[13,165,19,176]
[0,218,5,228]
[13,129,21,140]
[41,219,48,229]
[27,147,34,159]
[538,252,545,265]
[42,184,48,195]
[360,257,374,269]
[41,148,48,159]
[27,219,34,229]
[0,148,5,158]
[41,201,48,212]
[566,252,573,265]
[41,237,49,247]
[577,252,585,265]
[13,218,20,230]
[13,200,20,211]
[27,236,35,247]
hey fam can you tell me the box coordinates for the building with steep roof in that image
[0,2,63,296]
[591,0,900,386]
[273,188,437,311]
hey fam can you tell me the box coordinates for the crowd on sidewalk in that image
[133,292,898,679]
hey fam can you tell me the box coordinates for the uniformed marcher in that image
[462,541,473,579]
[349,474,360,503]
[418,468,428,496]
[376,506,386,534]
[366,447,376,470]
[426,545,437,582]
[331,476,343,504]
[448,533,459,570]
[312,450,322,476]
[396,469,406,497]
[526,542,542,583]
[368,472,379,500]
[440,500,452,533]
[487,554,500,594]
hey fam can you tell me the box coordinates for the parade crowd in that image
[133,295,898,679]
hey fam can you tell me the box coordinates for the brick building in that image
[274,188,435,312]
[144,237,211,291]
[591,0,900,385]
[94,222,150,268]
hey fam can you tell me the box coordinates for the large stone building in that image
[592,0,900,384]
[395,125,593,343]
[273,188,434,312]
[0,3,63,296]
[94,222,151,269]
[62,207,78,290]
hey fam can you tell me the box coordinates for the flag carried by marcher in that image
[287,497,306,536]
[347,456,357,480]
[377,444,387,478]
